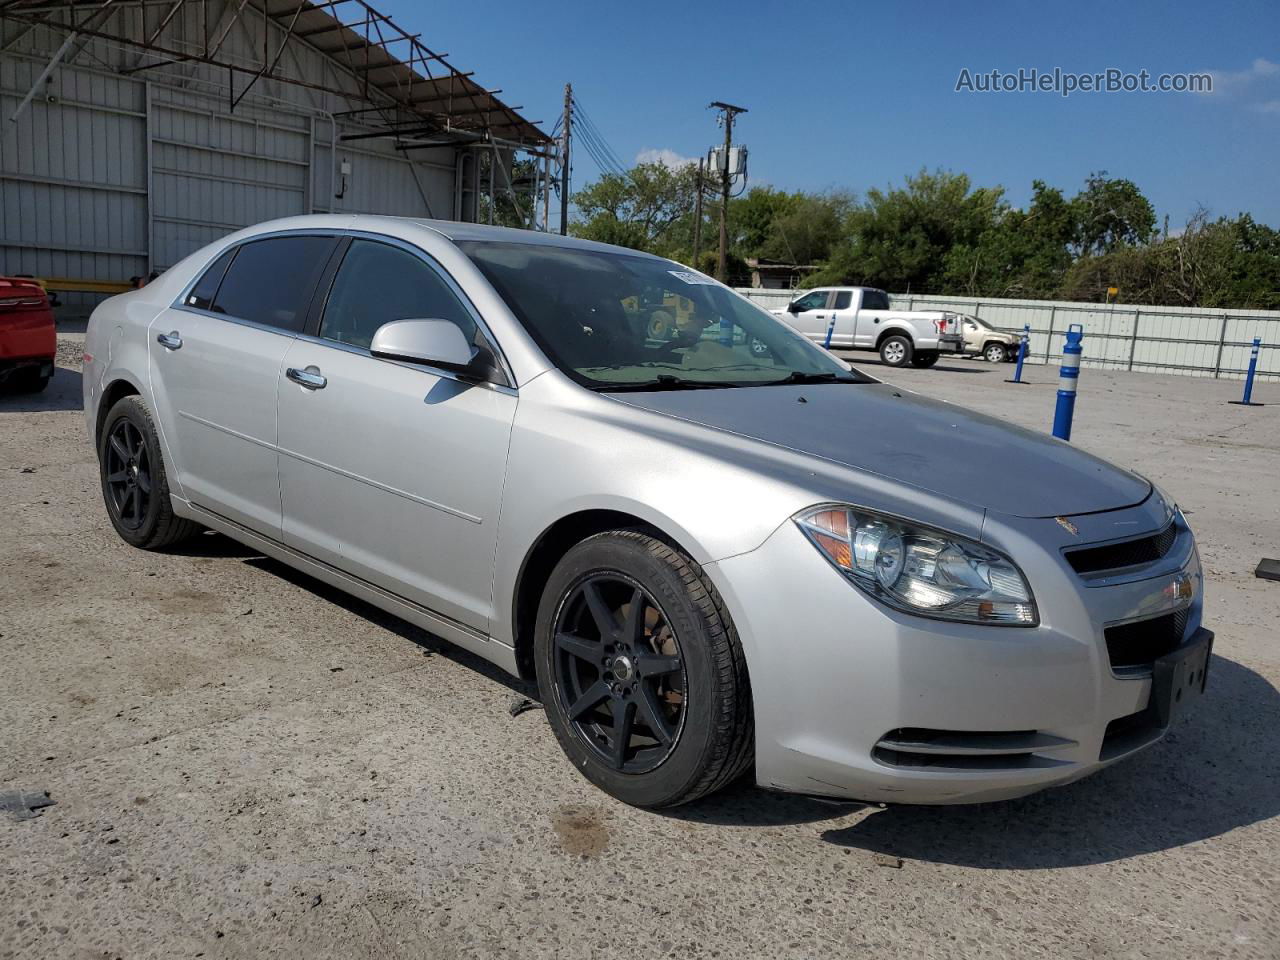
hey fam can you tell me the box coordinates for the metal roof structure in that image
[0,0,550,147]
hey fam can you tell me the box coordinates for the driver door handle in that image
[286,366,327,390]
[156,331,182,350]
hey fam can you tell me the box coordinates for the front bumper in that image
[707,498,1208,805]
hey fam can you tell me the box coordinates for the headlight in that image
[794,505,1037,625]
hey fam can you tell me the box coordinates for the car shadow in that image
[820,654,1280,868]
[242,552,533,697]
[0,366,83,413]
[166,528,264,558]
[156,532,1280,857]
[657,777,866,828]
[838,356,990,375]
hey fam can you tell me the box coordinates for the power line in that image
[571,96,624,171]
[570,95,626,177]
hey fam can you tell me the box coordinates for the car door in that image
[785,289,833,342]
[827,290,856,347]
[852,288,890,347]
[275,236,517,633]
[148,234,339,537]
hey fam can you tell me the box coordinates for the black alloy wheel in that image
[97,395,199,549]
[551,573,687,774]
[534,530,754,807]
[104,417,151,530]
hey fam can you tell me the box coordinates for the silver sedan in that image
[83,216,1212,807]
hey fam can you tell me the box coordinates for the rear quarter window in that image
[208,235,337,332]
[184,247,236,311]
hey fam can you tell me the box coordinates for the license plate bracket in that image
[1151,628,1213,727]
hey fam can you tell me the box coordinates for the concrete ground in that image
[2,340,1277,960]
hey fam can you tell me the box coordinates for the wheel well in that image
[95,378,141,446]
[876,328,912,349]
[983,340,1006,353]
[511,509,670,682]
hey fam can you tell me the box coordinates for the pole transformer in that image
[709,101,746,283]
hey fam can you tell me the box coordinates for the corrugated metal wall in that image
[0,4,468,310]
[736,288,1280,382]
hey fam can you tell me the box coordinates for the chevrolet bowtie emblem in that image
[1055,517,1079,536]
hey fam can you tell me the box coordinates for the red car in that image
[0,277,56,394]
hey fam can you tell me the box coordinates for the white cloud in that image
[1202,56,1279,96]
[634,147,697,170]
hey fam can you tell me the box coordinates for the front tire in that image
[534,530,753,808]
[98,395,199,550]
[984,342,1008,363]
[879,334,913,367]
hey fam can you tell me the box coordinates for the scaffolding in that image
[1,0,563,228]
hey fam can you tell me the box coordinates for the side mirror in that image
[370,319,490,381]
[786,301,801,314]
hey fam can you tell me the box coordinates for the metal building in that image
[0,0,551,309]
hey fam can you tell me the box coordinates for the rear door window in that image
[861,290,890,310]
[832,290,853,310]
[209,235,337,332]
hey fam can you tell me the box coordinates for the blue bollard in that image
[822,313,836,349]
[1052,324,1084,441]
[1228,336,1265,407]
[1005,323,1031,383]
[719,315,734,347]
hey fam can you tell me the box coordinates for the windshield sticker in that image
[668,270,717,286]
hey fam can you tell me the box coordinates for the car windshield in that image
[460,241,870,390]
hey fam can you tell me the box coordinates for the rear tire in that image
[910,351,939,368]
[6,366,51,394]
[879,334,913,367]
[98,395,199,550]
[534,530,754,808]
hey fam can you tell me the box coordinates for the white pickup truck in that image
[771,286,965,368]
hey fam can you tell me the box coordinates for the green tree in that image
[756,191,855,266]
[570,162,700,257]
[942,181,1077,297]
[813,170,1004,291]
[1071,172,1157,255]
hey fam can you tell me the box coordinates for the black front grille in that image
[1100,705,1165,760]
[1105,609,1189,672]
[1066,522,1177,575]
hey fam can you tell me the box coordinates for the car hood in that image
[615,382,1149,519]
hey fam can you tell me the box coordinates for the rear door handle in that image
[156,331,182,350]
[286,366,327,390]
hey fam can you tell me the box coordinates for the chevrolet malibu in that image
[82,216,1212,808]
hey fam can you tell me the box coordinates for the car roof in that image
[229,214,670,261]
[411,218,666,258]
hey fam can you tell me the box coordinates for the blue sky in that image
[380,0,1280,227]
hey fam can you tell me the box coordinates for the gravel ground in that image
[1,340,1277,960]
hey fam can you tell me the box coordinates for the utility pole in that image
[559,83,572,235]
[709,101,746,283]
[543,151,551,232]
[692,157,705,268]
